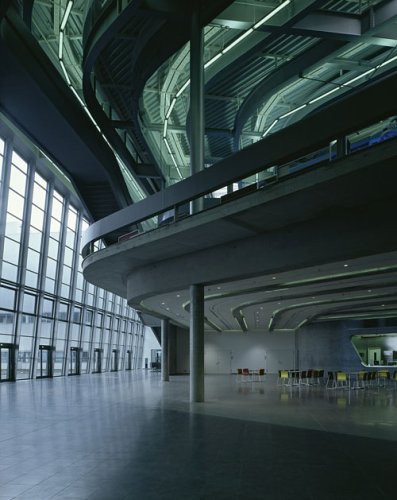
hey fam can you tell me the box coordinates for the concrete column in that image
[190,284,204,402]
[161,318,170,382]
[190,2,204,214]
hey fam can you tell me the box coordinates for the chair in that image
[369,371,377,386]
[242,368,251,382]
[236,368,243,383]
[377,370,390,387]
[298,370,308,386]
[314,369,324,385]
[306,369,314,385]
[326,371,336,389]
[257,368,265,382]
[335,371,348,389]
[278,370,290,386]
[356,371,367,389]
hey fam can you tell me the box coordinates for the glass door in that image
[69,347,81,376]
[0,343,15,382]
[126,350,132,370]
[37,345,54,378]
[111,349,118,372]
[93,348,102,373]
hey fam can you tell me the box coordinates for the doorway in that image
[0,343,16,382]
[126,350,132,370]
[37,345,54,378]
[93,348,102,373]
[111,349,118,372]
[69,347,81,376]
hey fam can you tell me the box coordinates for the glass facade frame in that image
[0,128,145,381]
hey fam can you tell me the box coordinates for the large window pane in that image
[50,218,61,238]
[27,248,40,272]
[48,237,59,258]
[29,228,42,252]
[51,197,63,220]
[0,310,14,335]
[17,336,33,380]
[9,166,26,193]
[46,258,57,279]
[1,262,18,281]
[5,213,22,241]
[0,287,15,309]
[22,294,36,314]
[30,205,44,230]
[25,270,38,288]
[11,151,28,173]
[3,238,20,264]
[7,190,25,219]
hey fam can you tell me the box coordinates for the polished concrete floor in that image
[1,371,397,499]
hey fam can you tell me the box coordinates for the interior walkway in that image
[1,371,397,500]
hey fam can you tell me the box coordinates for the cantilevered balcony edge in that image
[81,70,397,257]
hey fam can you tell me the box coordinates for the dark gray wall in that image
[169,325,189,375]
[297,321,363,372]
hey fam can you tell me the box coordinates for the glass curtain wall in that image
[0,132,145,381]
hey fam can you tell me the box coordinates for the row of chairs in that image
[277,369,324,386]
[326,370,397,389]
[236,368,265,382]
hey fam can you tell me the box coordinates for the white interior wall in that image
[142,326,160,369]
[204,330,295,374]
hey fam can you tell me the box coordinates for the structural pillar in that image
[190,2,204,214]
[190,284,204,402]
[161,318,170,382]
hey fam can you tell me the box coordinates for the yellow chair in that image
[336,371,348,389]
[377,370,390,387]
[278,370,290,386]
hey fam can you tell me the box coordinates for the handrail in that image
[82,70,397,257]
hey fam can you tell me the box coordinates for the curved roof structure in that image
[3,0,397,333]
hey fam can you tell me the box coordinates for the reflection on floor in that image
[1,372,396,499]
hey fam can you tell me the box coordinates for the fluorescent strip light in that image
[308,86,340,105]
[175,79,190,98]
[60,0,73,31]
[279,103,307,119]
[222,28,253,54]
[70,86,84,107]
[59,59,71,85]
[165,97,176,119]
[254,0,291,29]
[343,68,374,86]
[58,30,64,59]
[204,52,222,69]
[380,54,397,67]
[175,166,182,178]
[262,119,278,138]
[163,119,168,138]
[164,137,173,156]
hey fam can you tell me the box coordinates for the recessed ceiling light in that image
[312,297,315,299]
[344,264,349,267]
[260,306,263,310]
[368,290,372,293]
[161,302,165,305]
[381,304,385,307]
[166,307,170,311]
[176,294,181,298]
[272,276,276,280]
[217,286,221,290]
